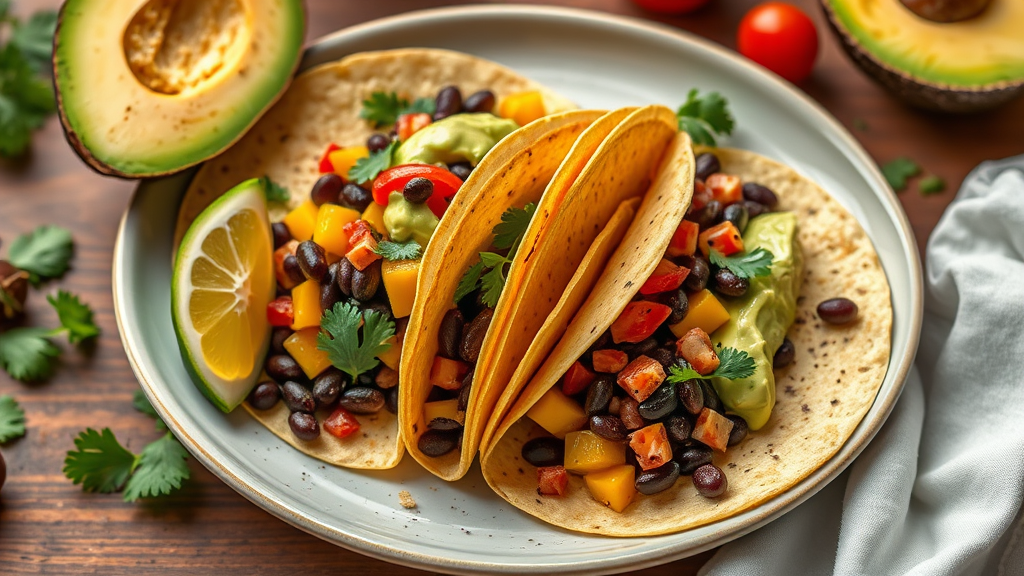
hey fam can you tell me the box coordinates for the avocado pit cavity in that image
[900,0,991,22]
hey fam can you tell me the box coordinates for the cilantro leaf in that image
[478,252,507,269]
[63,428,137,494]
[360,91,408,127]
[260,175,289,203]
[479,264,507,308]
[7,225,73,283]
[0,395,26,443]
[492,203,536,250]
[454,261,484,304]
[133,389,167,431]
[374,240,421,261]
[317,302,396,381]
[709,248,774,279]
[403,97,436,116]
[0,43,56,157]
[919,175,945,196]
[0,327,60,381]
[881,157,920,192]
[11,10,58,72]
[122,433,190,502]
[677,89,734,147]
[348,141,395,184]
[666,347,756,383]
[48,290,100,344]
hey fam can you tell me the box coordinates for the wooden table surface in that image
[1,0,1022,573]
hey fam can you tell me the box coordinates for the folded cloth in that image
[701,155,1024,576]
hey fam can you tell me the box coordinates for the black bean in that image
[375,366,399,389]
[714,268,749,297]
[428,417,463,432]
[638,382,677,421]
[283,254,305,285]
[723,203,750,234]
[351,260,382,302]
[727,415,748,446]
[247,381,281,411]
[692,463,728,498]
[649,347,677,369]
[690,200,723,230]
[742,200,769,218]
[521,437,564,467]
[320,263,342,312]
[312,369,345,407]
[773,338,795,369]
[281,381,315,414]
[700,380,723,413]
[457,370,474,412]
[385,386,399,414]
[288,412,320,441]
[635,460,681,495]
[272,222,291,249]
[742,182,779,209]
[684,257,710,292]
[460,307,493,363]
[677,379,705,415]
[366,133,391,153]
[675,444,713,475]
[694,153,721,181]
[356,369,377,389]
[311,173,343,206]
[619,398,645,430]
[817,298,859,324]
[270,327,292,354]
[438,308,465,359]
[419,429,459,457]
[265,355,303,383]
[621,337,658,360]
[336,258,355,296]
[589,415,628,441]
[585,330,613,358]
[662,288,689,325]
[463,90,496,113]
[665,415,693,443]
[363,298,392,321]
[448,162,473,181]
[296,241,328,282]
[403,177,433,204]
[434,86,463,121]
[340,183,373,212]
[584,375,615,416]
[339,387,385,414]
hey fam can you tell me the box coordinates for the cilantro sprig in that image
[676,89,734,147]
[374,239,421,261]
[709,248,774,280]
[0,394,26,443]
[881,157,920,192]
[8,225,73,284]
[666,347,756,382]
[919,175,945,196]
[0,289,99,381]
[0,3,58,157]
[455,203,536,307]
[360,91,436,127]
[348,141,395,184]
[260,175,289,203]
[317,302,396,381]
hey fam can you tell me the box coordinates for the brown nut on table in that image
[0,260,29,321]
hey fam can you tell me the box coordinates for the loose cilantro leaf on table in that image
[360,91,436,127]
[709,248,774,279]
[260,175,289,203]
[7,225,73,283]
[63,428,137,494]
[881,157,920,192]
[122,433,190,502]
[666,347,756,383]
[348,141,395,184]
[0,15,57,157]
[374,240,422,261]
[48,290,100,344]
[132,389,166,430]
[0,327,60,381]
[676,89,735,147]
[455,203,536,307]
[0,394,26,443]
[919,175,946,196]
[317,302,396,381]
[10,10,57,72]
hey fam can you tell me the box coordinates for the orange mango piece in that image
[670,289,730,338]
[361,202,387,235]
[328,146,369,180]
[290,279,321,330]
[282,200,319,242]
[313,204,361,257]
[283,327,332,379]
[527,388,588,439]
[564,430,626,474]
[382,259,419,318]
[499,91,545,126]
[424,398,463,425]
[584,465,636,513]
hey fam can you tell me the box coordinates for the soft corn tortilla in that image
[482,147,892,535]
[401,106,678,481]
[173,48,576,470]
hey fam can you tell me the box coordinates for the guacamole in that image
[393,113,518,166]
[383,192,438,246]
[711,212,802,430]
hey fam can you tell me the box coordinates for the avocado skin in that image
[821,0,1024,113]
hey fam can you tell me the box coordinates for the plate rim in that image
[112,5,924,574]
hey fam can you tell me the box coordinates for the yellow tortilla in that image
[481,146,892,535]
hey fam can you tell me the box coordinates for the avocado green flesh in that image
[393,114,519,166]
[383,192,439,246]
[711,212,802,431]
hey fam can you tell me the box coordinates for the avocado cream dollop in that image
[383,192,438,246]
[393,113,518,166]
[711,212,803,431]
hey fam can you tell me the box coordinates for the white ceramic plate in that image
[113,6,922,574]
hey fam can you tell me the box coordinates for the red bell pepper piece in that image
[397,113,432,141]
[562,361,596,396]
[266,296,294,327]
[372,164,464,219]
[629,423,673,470]
[324,407,360,439]
[616,356,666,403]
[667,220,700,258]
[639,259,690,295]
[610,301,672,344]
[676,327,720,375]
[592,349,628,373]
[319,143,341,174]
[706,173,743,205]
[699,221,744,257]
[537,466,569,496]
[692,407,734,452]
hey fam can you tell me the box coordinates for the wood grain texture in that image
[1,0,1022,574]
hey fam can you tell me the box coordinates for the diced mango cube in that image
[424,398,462,425]
[377,335,401,370]
[283,327,332,379]
[429,355,469,390]
[584,465,636,513]
[314,204,361,257]
[382,259,419,318]
[328,146,369,180]
[670,289,730,338]
[564,430,626,474]
[282,200,319,242]
[527,388,588,439]
[361,202,387,236]
[290,280,321,330]
[499,91,545,126]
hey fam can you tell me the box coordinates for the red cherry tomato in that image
[631,0,710,14]
[371,164,464,219]
[737,2,818,83]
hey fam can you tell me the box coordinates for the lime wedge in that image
[172,179,275,412]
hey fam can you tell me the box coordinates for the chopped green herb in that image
[374,240,422,261]
[7,225,73,283]
[48,290,100,344]
[10,10,57,72]
[479,264,507,308]
[709,248,774,280]
[455,203,538,306]
[403,97,436,116]
[317,302,396,381]
[348,141,395,184]
[676,89,735,147]
[122,433,190,502]
[919,175,946,196]
[63,427,190,501]
[491,203,536,250]
[454,261,484,304]
[666,347,756,382]
[260,175,289,203]
[881,157,920,192]
[0,394,26,443]
[0,326,60,381]
[359,91,437,127]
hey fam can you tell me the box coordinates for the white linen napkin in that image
[700,155,1024,576]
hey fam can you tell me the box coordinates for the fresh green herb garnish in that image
[63,428,136,494]
[403,97,436,116]
[359,91,436,127]
[317,301,396,381]
[10,9,57,72]
[919,175,946,196]
[260,175,289,203]
[0,327,60,381]
[492,203,537,250]
[709,248,774,280]
[7,225,73,283]
[455,203,536,306]
[881,157,920,192]
[667,347,756,382]
[48,290,100,344]
[676,89,735,147]
[453,261,484,305]
[133,389,166,430]
[348,141,395,184]
[121,433,190,501]
[0,3,58,157]
[0,394,26,443]
[374,240,422,261]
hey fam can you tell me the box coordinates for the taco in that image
[481,146,892,535]
[173,49,579,469]
[400,106,681,481]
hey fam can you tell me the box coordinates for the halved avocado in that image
[54,0,305,178]
[822,0,1024,112]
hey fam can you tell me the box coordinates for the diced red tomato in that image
[372,164,464,219]
[537,465,569,496]
[273,240,300,289]
[592,349,629,373]
[318,143,341,174]
[430,355,470,390]
[343,220,381,271]
[676,327,720,375]
[667,220,700,258]
[699,221,744,257]
[610,301,672,344]
[629,423,673,470]
[266,296,294,326]
[397,113,433,141]
[689,180,711,212]
[324,407,360,439]
[616,356,666,403]
[706,173,743,205]
[562,361,596,396]
[639,259,690,295]
[692,407,734,452]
